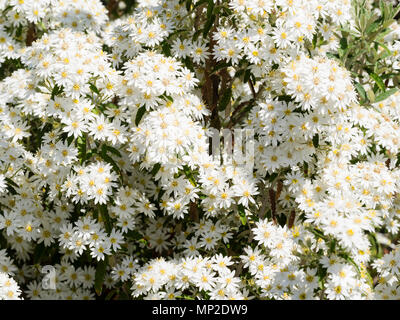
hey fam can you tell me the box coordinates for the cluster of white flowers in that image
[0,0,400,301]
[130,254,250,300]
[0,249,21,299]
[372,246,400,299]
[0,272,21,300]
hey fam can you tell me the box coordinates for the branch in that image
[226,82,265,128]
[106,0,119,18]
[288,210,296,229]
[268,188,277,225]
[26,23,37,46]
[248,78,256,99]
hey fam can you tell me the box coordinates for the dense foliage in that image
[0,0,400,300]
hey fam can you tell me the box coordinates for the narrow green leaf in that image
[339,37,348,50]
[135,106,146,126]
[365,21,380,34]
[266,172,278,183]
[211,62,231,75]
[312,134,319,148]
[203,13,216,38]
[77,135,87,164]
[150,163,161,175]
[94,257,108,296]
[243,69,251,83]
[185,0,192,11]
[89,83,100,95]
[33,243,46,264]
[51,84,62,100]
[367,89,375,103]
[193,0,208,9]
[183,56,195,72]
[192,29,203,42]
[5,177,19,188]
[218,88,232,111]
[382,18,395,30]
[161,41,171,56]
[370,73,385,91]
[238,204,247,226]
[99,204,112,234]
[354,82,367,101]
[67,135,74,146]
[105,289,117,300]
[103,145,122,158]
[338,252,361,275]
[329,239,336,254]
[206,0,214,19]
[100,146,121,174]
[375,88,398,102]
[126,230,143,241]
[183,165,197,187]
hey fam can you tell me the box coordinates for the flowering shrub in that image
[1,0,400,300]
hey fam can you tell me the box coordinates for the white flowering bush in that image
[0,0,400,300]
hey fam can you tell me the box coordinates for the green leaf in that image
[99,204,112,234]
[368,233,382,258]
[185,0,192,11]
[84,150,96,162]
[193,0,208,9]
[365,21,380,34]
[218,88,232,111]
[89,83,100,95]
[312,134,319,148]
[354,82,367,101]
[370,73,385,91]
[150,163,161,175]
[51,84,63,100]
[203,13,216,38]
[33,243,46,264]
[5,177,18,188]
[243,69,251,83]
[325,52,339,60]
[94,257,108,296]
[338,252,361,275]
[382,18,395,30]
[106,103,118,109]
[266,172,278,183]
[238,204,247,226]
[306,227,328,241]
[100,152,121,173]
[192,28,203,42]
[367,89,375,103]
[317,265,327,290]
[67,135,74,146]
[206,0,214,19]
[215,5,233,16]
[202,1,215,38]
[126,230,143,241]
[211,62,231,75]
[161,41,171,56]
[375,88,398,102]
[135,106,146,126]
[105,289,117,300]
[339,37,348,50]
[183,165,197,187]
[103,145,122,158]
[329,239,337,254]
[183,56,195,72]
[100,145,121,174]
[77,135,87,164]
